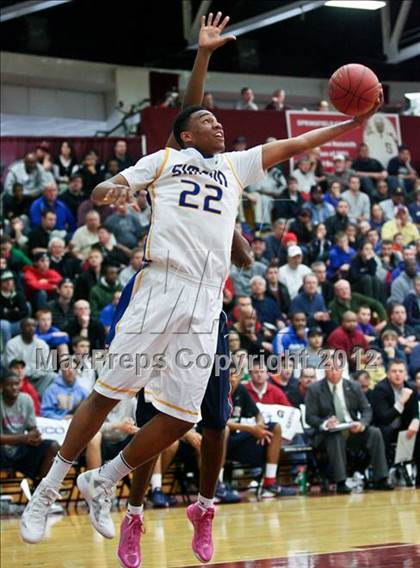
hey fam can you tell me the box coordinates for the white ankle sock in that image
[198,493,214,510]
[218,468,224,483]
[99,452,134,484]
[44,452,73,490]
[128,504,144,516]
[265,463,277,479]
[151,473,162,491]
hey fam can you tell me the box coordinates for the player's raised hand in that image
[354,85,384,125]
[199,12,236,53]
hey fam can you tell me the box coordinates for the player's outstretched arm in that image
[261,88,384,171]
[166,11,236,149]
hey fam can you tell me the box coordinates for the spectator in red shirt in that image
[8,359,41,416]
[246,364,292,407]
[327,311,369,371]
[23,252,63,310]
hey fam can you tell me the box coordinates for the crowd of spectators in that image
[1,130,419,507]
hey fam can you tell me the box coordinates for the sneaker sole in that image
[77,474,115,539]
[116,552,141,568]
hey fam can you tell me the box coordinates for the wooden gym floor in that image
[2,489,420,567]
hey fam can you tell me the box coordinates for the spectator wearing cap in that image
[4,152,51,198]
[104,203,145,249]
[60,174,85,217]
[273,312,308,356]
[329,279,388,328]
[348,241,388,304]
[251,238,269,267]
[27,210,57,257]
[352,143,388,196]
[327,231,356,280]
[263,219,288,264]
[235,88,258,111]
[0,371,59,480]
[0,271,29,345]
[119,248,144,287]
[99,290,122,335]
[387,145,418,194]
[109,139,133,172]
[292,156,316,196]
[380,186,407,221]
[303,185,334,224]
[327,311,369,372]
[308,223,332,264]
[48,237,82,280]
[403,274,420,330]
[382,206,419,246]
[389,259,417,305]
[325,199,350,241]
[89,264,123,318]
[230,257,267,296]
[289,209,314,246]
[342,175,370,223]
[23,253,62,310]
[5,318,56,395]
[52,140,79,187]
[48,278,75,330]
[275,176,304,220]
[8,359,41,416]
[29,182,76,233]
[65,300,106,351]
[35,308,69,351]
[250,276,282,327]
[289,273,332,331]
[0,235,32,275]
[327,154,354,189]
[278,245,311,300]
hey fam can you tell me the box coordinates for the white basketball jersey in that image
[121,146,265,286]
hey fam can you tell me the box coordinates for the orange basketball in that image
[328,63,381,116]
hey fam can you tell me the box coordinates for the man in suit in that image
[371,360,420,486]
[305,351,392,493]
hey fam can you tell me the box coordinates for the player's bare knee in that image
[273,423,282,437]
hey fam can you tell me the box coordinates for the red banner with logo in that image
[285,111,401,173]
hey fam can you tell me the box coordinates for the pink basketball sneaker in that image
[186,502,215,563]
[117,513,144,568]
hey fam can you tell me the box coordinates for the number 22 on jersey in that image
[178,179,223,215]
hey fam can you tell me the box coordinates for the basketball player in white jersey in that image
[21,11,384,548]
